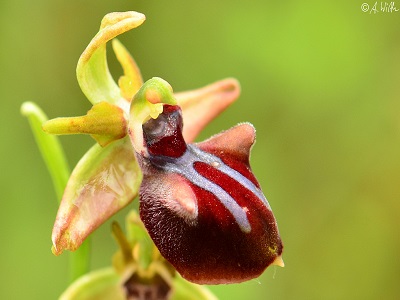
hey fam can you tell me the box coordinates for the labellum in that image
[136,104,283,284]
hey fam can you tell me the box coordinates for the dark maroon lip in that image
[138,103,283,284]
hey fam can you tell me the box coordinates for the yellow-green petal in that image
[52,138,142,255]
[76,11,145,109]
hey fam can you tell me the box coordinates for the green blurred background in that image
[1,0,400,299]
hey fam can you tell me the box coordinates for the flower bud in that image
[136,105,283,284]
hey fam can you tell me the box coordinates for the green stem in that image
[21,102,91,282]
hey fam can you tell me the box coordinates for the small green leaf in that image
[20,102,70,200]
[21,102,90,282]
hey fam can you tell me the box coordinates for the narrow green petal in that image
[20,102,70,200]
[43,102,127,147]
[175,78,240,143]
[112,39,143,101]
[59,268,124,300]
[76,11,145,109]
[52,138,142,255]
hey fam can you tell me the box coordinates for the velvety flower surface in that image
[134,103,283,284]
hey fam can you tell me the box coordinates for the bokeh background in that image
[1,0,400,299]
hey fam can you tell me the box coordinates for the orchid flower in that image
[38,10,283,286]
[42,12,241,258]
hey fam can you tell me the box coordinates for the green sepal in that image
[52,138,141,256]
